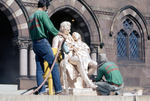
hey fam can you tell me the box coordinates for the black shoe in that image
[55,92,65,95]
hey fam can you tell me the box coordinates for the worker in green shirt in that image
[92,54,124,95]
[29,0,66,95]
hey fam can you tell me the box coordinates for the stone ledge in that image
[1,95,149,101]
[0,84,18,91]
[0,95,136,101]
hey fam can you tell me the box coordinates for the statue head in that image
[59,21,71,35]
[72,32,81,41]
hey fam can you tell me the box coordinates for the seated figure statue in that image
[70,32,97,77]
[52,21,97,89]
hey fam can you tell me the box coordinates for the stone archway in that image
[47,0,103,62]
[0,10,19,84]
[50,7,90,45]
[0,0,32,87]
[0,0,29,38]
[110,5,149,40]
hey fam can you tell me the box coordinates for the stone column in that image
[90,44,98,75]
[18,40,29,79]
[29,43,36,79]
[12,38,29,78]
[12,38,37,89]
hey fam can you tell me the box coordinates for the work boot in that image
[39,92,49,95]
[109,91,116,96]
[96,90,102,96]
[55,91,66,95]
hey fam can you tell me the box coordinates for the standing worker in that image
[93,54,124,95]
[29,0,66,95]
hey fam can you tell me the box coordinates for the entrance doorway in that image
[0,10,19,84]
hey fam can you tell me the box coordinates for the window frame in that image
[117,19,141,60]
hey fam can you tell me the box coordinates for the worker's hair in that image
[38,0,51,8]
[38,0,46,8]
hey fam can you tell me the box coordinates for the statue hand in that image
[73,47,78,52]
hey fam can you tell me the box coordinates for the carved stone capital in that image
[29,41,33,50]
[12,38,31,49]
[90,44,98,53]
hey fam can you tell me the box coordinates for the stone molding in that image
[144,17,150,20]
[22,2,37,7]
[93,10,115,16]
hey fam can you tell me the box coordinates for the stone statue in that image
[52,21,97,89]
[71,32,97,76]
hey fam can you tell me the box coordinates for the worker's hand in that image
[62,34,67,40]
[92,78,96,82]
[58,31,67,40]
[89,74,96,82]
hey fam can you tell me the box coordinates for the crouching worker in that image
[93,54,124,95]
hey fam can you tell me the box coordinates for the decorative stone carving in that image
[93,10,115,16]
[22,2,38,8]
[12,38,30,49]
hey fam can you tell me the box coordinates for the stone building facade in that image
[0,0,150,94]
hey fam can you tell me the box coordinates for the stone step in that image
[0,84,18,91]
[0,95,147,101]
[0,90,27,95]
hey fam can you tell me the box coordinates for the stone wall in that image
[87,0,150,94]
[20,0,150,94]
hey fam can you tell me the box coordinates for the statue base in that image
[67,88,97,95]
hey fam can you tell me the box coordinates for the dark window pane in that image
[129,31,139,58]
[123,19,133,31]
[117,30,127,57]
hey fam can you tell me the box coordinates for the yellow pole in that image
[43,48,58,95]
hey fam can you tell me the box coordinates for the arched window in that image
[117,18,140,59]
[129,30,139,58]
[110,5,146,61]
[117,29,127,57]
[123,19,133,31]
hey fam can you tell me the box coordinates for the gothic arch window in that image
[117,29,127,57]
[110,5,149,62]
[117,18,140,59]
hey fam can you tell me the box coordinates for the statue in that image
[71,32,97,76]
[52,21,97,89]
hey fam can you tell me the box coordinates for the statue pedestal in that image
[68,88,97,95]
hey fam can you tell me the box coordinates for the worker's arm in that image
[42,12,58,36]
[94,68,103,82]
[42,12,67,40]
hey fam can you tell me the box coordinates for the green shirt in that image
[95,62,123,85]
[29,10,58,40]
